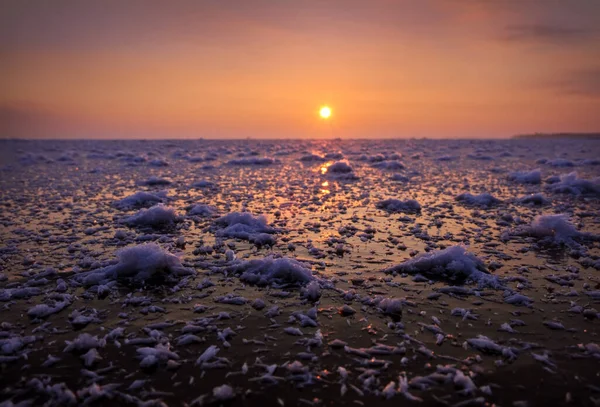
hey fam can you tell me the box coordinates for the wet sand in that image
[0,138,599,406]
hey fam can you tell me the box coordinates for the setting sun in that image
[319,106,332,119]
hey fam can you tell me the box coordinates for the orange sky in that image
[1,0,599,139]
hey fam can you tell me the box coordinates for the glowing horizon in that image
[1,1,599,139]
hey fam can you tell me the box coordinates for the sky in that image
[1,0,599,139]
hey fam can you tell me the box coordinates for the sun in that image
[319,106,332,119]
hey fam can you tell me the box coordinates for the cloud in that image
[551,68,600,98]
[501,24,592,44]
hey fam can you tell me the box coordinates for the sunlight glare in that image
[319,106,332,119]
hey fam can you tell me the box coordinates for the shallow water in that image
[0,138,599,406]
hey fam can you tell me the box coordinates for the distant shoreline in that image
[513,133,600,139]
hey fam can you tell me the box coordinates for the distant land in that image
[513,133,600,139]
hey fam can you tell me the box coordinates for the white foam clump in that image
[376,297,403,316]
[546,172,600,196]
[213,384,235,401]
[226,157,274,166]
[371,160,405,170]
[148,158,168,167]
[301,280,321,301]
[327,160,353,173]
[192,180,215,189]
[142,176,172,186]
[73,243,194,286]
[113,191,166,209]
[137,344,180,367]
[455,192,501,207]
[227,256,314,286]
[524,214,591,244]
[299,153,326,162]
[215,212,275,240]
[64,333,106,352]
[376,198,421,213]
[383,246,501,288]
[324,160,358,180]
[508,169,541,184]
[436,155,457,161]
[0,287,41,302]
[124,204,179,227]
[391,173,409,182]
[188,204,217,217]
[517,193,549,206]
[546,158,574,167]
[27,298,71,319]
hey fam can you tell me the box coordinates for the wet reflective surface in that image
[0,138,599,406]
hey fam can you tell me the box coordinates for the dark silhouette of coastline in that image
[513,132,600,139]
